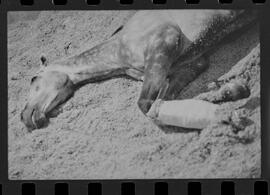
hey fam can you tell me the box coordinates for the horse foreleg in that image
[137,25,182,114]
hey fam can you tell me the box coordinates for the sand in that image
[8,11,260,179]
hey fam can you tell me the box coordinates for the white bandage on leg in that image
[147,99,220,129]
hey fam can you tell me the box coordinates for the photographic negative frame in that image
[1,0,270,194]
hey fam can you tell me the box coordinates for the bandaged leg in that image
[147,99,220,129]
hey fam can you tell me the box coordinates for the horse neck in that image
[45,37,125,86]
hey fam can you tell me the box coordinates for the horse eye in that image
[31,76,38,84]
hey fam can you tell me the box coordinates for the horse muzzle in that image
[20,104,49,131]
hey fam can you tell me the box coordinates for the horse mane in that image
[175,9,259,66]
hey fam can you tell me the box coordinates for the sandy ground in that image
[8,11,260,179]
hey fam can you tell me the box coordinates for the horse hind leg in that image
[164,55,209,100]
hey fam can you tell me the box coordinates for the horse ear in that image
[40,55,48,67]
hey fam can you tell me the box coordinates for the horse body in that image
[118,10,231,72]
[20,10,256,130]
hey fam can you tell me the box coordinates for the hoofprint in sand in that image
[8,11,260,179]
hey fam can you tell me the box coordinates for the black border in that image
[1,0,269,194]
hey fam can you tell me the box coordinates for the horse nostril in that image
[20,106,27,121]
[20,112,23,121]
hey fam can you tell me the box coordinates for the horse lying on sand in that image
[20,10,258,131]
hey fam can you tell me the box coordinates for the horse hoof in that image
[220,80,250,101]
